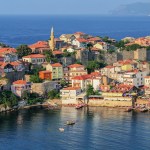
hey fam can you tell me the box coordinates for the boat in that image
[75,103,85,109]
[59,128,65,132]
[140,108,148,112]
[66,121,75,125]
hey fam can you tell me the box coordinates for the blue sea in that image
[0,107,150,150]
[0,15,150,47]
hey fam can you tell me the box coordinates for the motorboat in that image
[66,121,75,125]
[75,103,86,109]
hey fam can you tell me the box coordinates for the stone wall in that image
[117,51,134,61]
[31,81,59,95]
[88,99,132,107]
[103,53,117,65]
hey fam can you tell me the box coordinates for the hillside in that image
[111,2,150,16]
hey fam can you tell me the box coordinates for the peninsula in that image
[0,28,150,112]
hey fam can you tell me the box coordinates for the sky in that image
[0,0,149,15]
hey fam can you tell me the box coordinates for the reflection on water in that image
[0,107,150,150]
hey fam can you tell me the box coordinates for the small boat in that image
[75,103,85,109]
[140,108,148,112]
[66,121,75,125]
[59,128,64,132]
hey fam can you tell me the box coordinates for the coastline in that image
[1,99,150,113]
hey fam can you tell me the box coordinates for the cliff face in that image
[111,2,150,16]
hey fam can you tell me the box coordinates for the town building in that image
[22,54,45,65]
[11,80,31,97]
[60,87,87,105]
[46,63,63,80]
[59,34,76,44]
[39,71,52,80]
[29,41,49,53]
[64,64,87,82]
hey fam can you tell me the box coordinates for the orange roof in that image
[68,64,84,68]
[23,54,45,59]
[0,48,17,54]
[13,80,27,85]
[63,87,81,90]
[39,70,51,73]
[51,63,62,67]
[105,65,114,69]
[72,74,91,80]
[144,76,150,79]
[53,50,63,55]
[76,38,87,43]
[11,61,21,66]
[87,37,101,41]
[29,41,49,49]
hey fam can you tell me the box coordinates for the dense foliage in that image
[48,90,60,99]
[0,91,19,108]
[126,44,142,51]
[22,91,43,105]
[16,44,32,58]
[43,50,58,63]
[86,85,100,97]
[86,60,106,73]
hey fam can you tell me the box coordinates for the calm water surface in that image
[0,107,150,150]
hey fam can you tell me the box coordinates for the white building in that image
[123,70,147,87]
[60,87,87,105]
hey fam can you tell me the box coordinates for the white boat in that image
[59,128,65,132]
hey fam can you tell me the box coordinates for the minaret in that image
[49,26,55,51]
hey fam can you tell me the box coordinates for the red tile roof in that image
[0,48,17,54]
[29,41,49,49]
[144,76,150,79]
[105,65,114,69]
[76,38,87,43]
[51,63,62,67]
[68,64,84,68]
[23,54,45,59]
[53,50,63,55]
[13,80,27,85]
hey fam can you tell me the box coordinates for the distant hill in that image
[110,2,150,16]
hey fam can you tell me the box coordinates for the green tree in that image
[146,46,150,50]
[48,90,60,99]
[86,85,95,97]
[60,80,68,88]
[30,75,43,83]
[126,44,142,51]
[87,43,93,50]
[114,40,127,49]
[16,45,32,58]
[86,60,105,73]
[10,93,18,106]
[43,50,54,62]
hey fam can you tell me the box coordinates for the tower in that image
[49,27,55,51]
